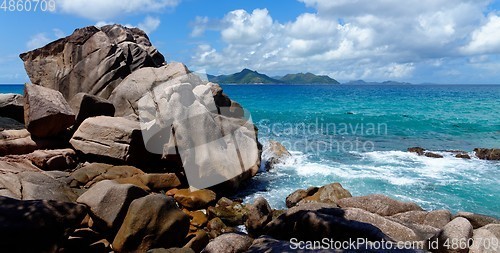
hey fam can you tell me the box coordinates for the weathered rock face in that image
[24,84,75,138]
[185,230,210,253]
[1,148,77,171]
[286,187,319,208]
[207,197,248,226]
[70,116,149,164]
[455,211,500,229]
[76,180,148,233]
[0,160,78,201]
[206,217,237,239]
[112,194,190,252]
[474,148,500,160]
[69,93,115,126]
[20,25,165,100]
[201,233,253,253]
[299,182,352,206]
[264,203,383,241]
[0,93,24,123]
[469,224,500,253]
[70,163,145,188]
[110,62,260,191]
[174,188,217,210]
[0,129,66,156]
[391,210,452,229]
[138,173,181,191]
[262,140,291,170]
[431,217,473,253]
[264,202,434,243]
[0,196,87,253]
[0,117,24,131]
[245,197,273,237]
[337,194,422,216]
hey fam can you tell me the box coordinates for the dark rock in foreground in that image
[0,196,87,252]
[112,194,190,252]
[76,180,148,233]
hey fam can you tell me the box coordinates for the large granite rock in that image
[264,202,433,243]
[20,25,165,100]
[70,163,145,188]
[337,194,422,216]
[0,93,24,123]
[76,180,148,233]
[70,116,149,164]
[113,194,190,252]
[298,182,352,205]
[455,211,500,229]
[286,186,319,208]
[469,224,500,253]
[0,129,66,156]
[0,148,77,171]
[0,196,87,252]
[431,217,473,253]
[391,210,452,229]
[69,93,115,126]
[24,84,75,138]
[111,62,260,190]
[138,173,181,191]
[0,160,78,201]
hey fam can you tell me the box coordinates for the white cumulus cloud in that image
[189,0,498,82]
[221,9,274,44]
[56,0,179,20]
[461,14,500,55]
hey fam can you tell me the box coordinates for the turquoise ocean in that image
[2,84,499,217]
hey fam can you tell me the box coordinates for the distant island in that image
[207,69,411,85]
[344,80,412,85]
[208,69,339,84]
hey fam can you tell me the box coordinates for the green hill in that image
[209,69,281,84]
[280,72,339,84]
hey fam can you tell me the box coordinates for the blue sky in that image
[1,0,500,84]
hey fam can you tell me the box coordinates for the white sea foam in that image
[244,142,499,215]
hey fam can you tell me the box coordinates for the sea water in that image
[221,84,500,218]
[2,84,499,217]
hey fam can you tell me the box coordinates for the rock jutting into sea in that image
[0,24,498,252]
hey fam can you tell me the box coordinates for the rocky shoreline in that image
[1,25,499,253]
